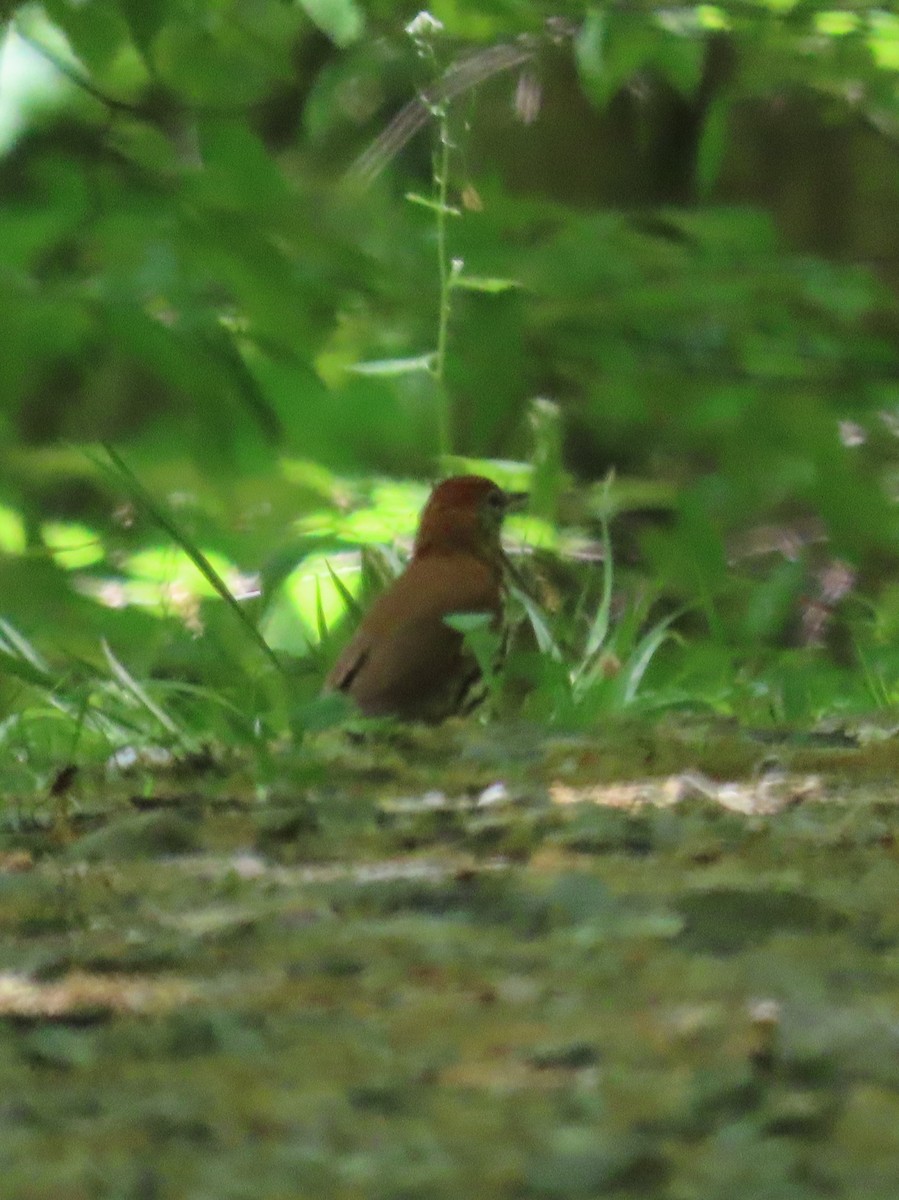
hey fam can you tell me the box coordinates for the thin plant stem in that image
[91,444,286,677]
[432,109,453,461]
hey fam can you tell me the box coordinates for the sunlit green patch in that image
[815,11,859,37]
[749,0,798,13]
[297,480,428,543]
[868,12,899,71]
[0,18,73,153]
[124,547,238,600]
[313,310,380,387]
[507,513,556,550]
[262,551,362,653]
[696,5,730,31]
[441,458,531,495]
[41,522,104,569]
[279,457,346,500]
[0,505,26,554]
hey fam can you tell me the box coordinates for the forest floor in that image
[3,718,899,1199]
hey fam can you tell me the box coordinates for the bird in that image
[325,475,526,722]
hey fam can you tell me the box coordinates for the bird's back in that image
[325,552,502,721]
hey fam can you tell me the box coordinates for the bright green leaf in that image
[299,0,363,47]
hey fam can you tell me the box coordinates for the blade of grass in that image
[325,556,363,620]
[855,641,891,709]
[583,473,616,661]
[0,618,52,676]
[622,610,685,705]
[509,584,563,661]
[312,575,332,656]
[92,444,285,676]
[150,680,259,731]
[298,576,327,671]
[102,639,186,741]
[0,623,93,726]
[0,646,54,689]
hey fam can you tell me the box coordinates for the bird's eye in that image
[486,489,506,510]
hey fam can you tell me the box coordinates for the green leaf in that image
[622,610,682,704]
[0,645,53,689]
[510,586,563,662]
[115,0,168,55]
[653,29,704,96]
[350,354,436,376]
[576,8,653,108]
[869,12,899,71]
[41,0,129,72]
[444,612,494,635]
[444,612,501,683]
[582,484,615,662]
[449,275,521,294]
[405,193,462,216]
[299,0,363,47]
[102,639,185,740]
[324,558,363,621]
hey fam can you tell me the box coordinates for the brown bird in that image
[325,475,526,721]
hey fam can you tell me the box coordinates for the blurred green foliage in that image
[2,0,899,775]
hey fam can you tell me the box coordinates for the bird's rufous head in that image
[413,475,527,560]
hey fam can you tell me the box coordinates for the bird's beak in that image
[504,490,529,512]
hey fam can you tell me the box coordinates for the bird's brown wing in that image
[325,629,372,697]
[324,554,500,721]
